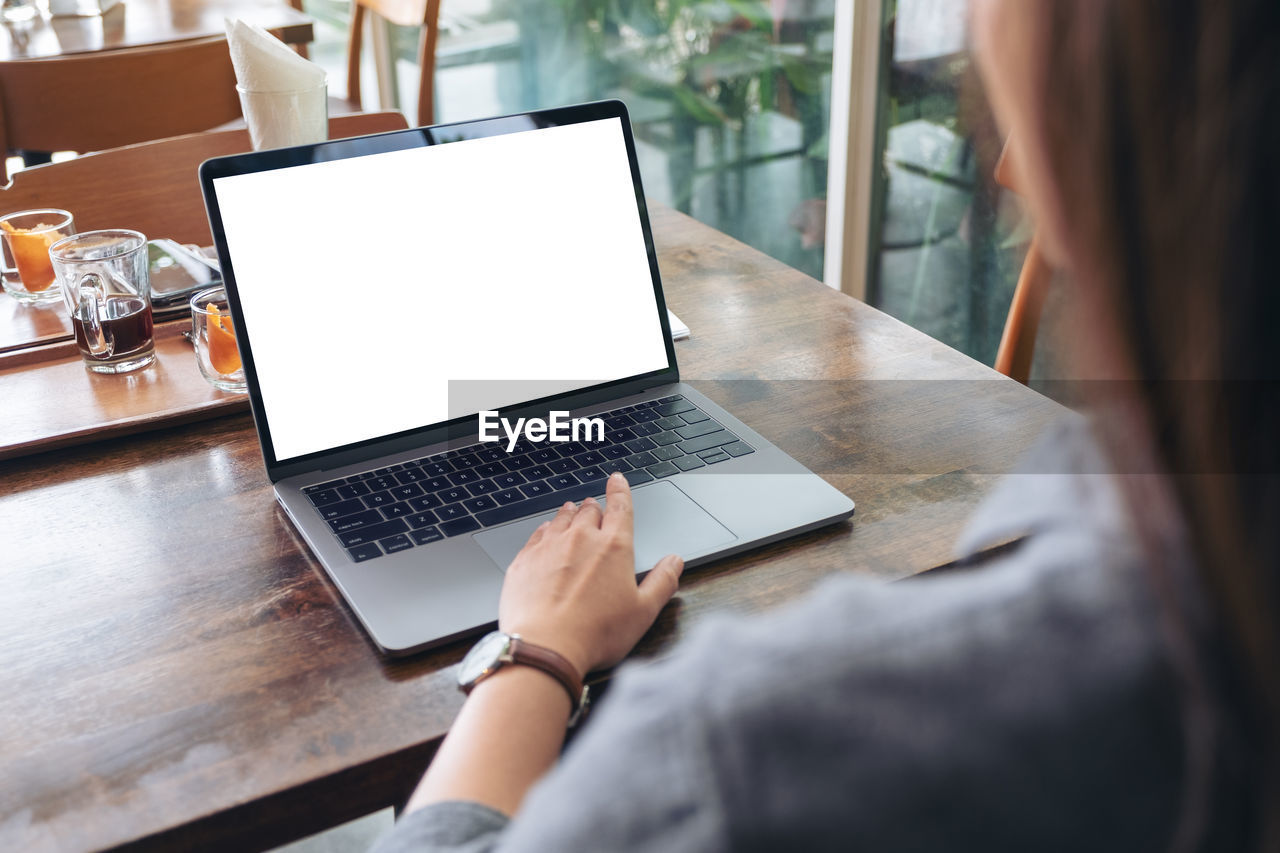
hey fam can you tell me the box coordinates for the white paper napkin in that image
[225,18,325,93]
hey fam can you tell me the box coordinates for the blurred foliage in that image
[545,0,828,129]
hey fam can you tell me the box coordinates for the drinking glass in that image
[50,230,155,374]
[189,286,246,392]
[1,209,76,304]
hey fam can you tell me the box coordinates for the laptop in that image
[199,100,854,655]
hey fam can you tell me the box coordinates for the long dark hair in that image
[1020,0,1280,844]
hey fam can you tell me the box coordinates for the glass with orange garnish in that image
[1,209,76,304]
[190,286,247,393]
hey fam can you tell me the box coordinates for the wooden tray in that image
[0,320,248,461]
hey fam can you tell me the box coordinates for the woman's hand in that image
[498,472,684,676]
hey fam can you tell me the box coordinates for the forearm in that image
[405,666,571,817]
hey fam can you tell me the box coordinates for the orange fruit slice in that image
[206,303,241,374]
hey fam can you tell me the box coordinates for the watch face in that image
[458,631,511,687]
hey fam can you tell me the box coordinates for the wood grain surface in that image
[0,205,1064,851]
[0,0,312,62]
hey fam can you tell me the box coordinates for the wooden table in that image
[0,206,1064,851]
[0,0,312,61]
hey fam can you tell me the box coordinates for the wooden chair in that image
[993,140,1054,384]
[0,37,245,185]
[0,112,410,246]
[345,0,442,126]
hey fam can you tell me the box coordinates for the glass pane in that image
[305,0,837,281]
[869,0,1036,369]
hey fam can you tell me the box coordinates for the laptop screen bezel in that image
[200,100,680,483]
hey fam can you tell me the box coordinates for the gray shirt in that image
[371,419,1196,852]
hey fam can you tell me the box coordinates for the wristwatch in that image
[457,631,590,726]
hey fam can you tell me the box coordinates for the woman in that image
[373,0,1277,848]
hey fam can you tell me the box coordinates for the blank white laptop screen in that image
[211,117,670,462]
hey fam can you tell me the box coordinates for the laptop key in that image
[414,525,450,545]
[408,510,438,528]
[441,517,482,537]
[420,461,453,476]
[610,427,637,442]
[467,479,499,496]
[380,534,414,554]
[700,451,732,465]
[437,487,468,504]
[448,469,480,486]
[575,450,606,467]
[651,431,682,446]
[464,496,498,512]
[723,441,755,457]
[395,468,426,484]
[526,464,555,479]
[674,455,705,472]
[477,448,505,463]
[410,526,444,545]
[625,437,656,453]
[680,410,711,424]
[307,489,342,507]
[655,416,685,431]
[520,480,552,498]
[677,430,738,455]
[600,458,631,474]
[626,451,658,468]
[320,498,367,520]
[474,482,604,528]
[437,503,468,521]
[362,490,394,508]
[392,484,424,500]
[675,420,720,440]
[655,399,695,417]
[652,445,684,461]
[494,489,523,505]
[493,472,525,488]
[423,476,452,492]
[347,542,383,562]
[546,459,578,474]
[529,448,558,464]
[337,482,371,499]
[338,519,409,547]
[604,414,634,429]
[375,465,403,475]
[601,444,630,459]
[625,469,655,486]
[547,474,579,491]
[503,456,535,471]
[381,502,412,519]
[575,466,607,483]
[409,493,443,511]
[632,409,660,423]
[329,509,383,533]
[632,422,662,436]
[477,462,506,478]
[453,454,481,469]
[646,461,680,478]
[369,476,397,492]
[658,394,683,404]
[305,480,342,494]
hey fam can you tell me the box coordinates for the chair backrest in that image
[993,139,1053,385]
[0,37,245,184]
[346,0,441,126]
[0,112,410,247]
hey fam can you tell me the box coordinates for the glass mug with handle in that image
[50,230,156,374]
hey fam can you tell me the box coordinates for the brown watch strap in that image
[508,635,585,714]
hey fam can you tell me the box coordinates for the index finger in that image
[602,472,634,538]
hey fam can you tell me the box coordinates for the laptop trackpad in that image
[474,482,735,574]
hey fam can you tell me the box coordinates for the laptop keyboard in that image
[301,395,755,563]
